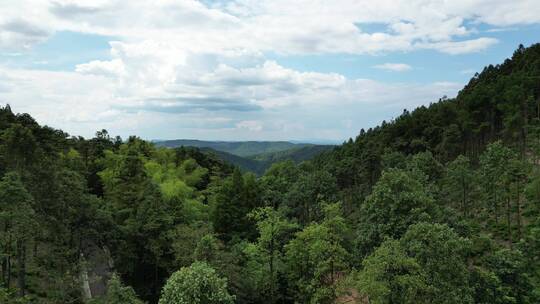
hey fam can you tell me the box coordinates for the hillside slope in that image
[155,139,334,174]
[249,145,334,163]
[200,145,334,175]
[316,43,540,192]
[154,139,308,157]
[198,147,267,174]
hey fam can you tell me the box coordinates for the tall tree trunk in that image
[516,185,523,239]
[490,107,496,141]
[537,98,540,120]
[522,99,528,158]
[154,259,158,299]
[330,257,335,300]
[6,255,10,289]
[269,226,275,304]
[6,233,12,289]
[1,258,5,286]
[506,196,512,244]
[462,176,467,217]
[493,186,499,225]
[2,223,7,286]
[16,240,25,297]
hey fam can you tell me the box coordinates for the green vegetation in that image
[199,148,267,175]
[248,145,334,164]
[158,262,234,304]
[1,43,540,303]
[93,274,144,304]
[154,139,316,157]
[155,139,334,176]
[160,141,334,175]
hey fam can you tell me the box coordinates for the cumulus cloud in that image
[76,58,125,77]
[1,0,540,139]
[0,63,462,139]
[420,37,498,54]
[0,19,50,50]
[2,0,538,53]
[374,63,412,72]
[130,97,262,113]
[236,120,263,132]
[49,2,106,18]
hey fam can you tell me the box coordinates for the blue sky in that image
[1,1,540,142]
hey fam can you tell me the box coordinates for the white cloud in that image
[0,19,51,50]
[374,63,412,72]
[1,0,540,140]
[236,120,263,132]
[420,37,498,54]
[0,62,462,140]
[76,58,125,77]
[1,0,538,53]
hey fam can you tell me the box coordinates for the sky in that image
[0,1,539,142]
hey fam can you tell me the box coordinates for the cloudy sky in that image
[0,1,539,142]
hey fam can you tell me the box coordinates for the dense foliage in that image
[197,145,334,175]
[1,43,540,303]
[158,262,234,304]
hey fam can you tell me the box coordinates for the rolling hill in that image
[154,139,309,157]
[154,139,335,174]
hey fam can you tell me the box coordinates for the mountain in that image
[154,139,309,157]
[199,145,334,175]
[198,147,267,174]
[154,139,334,174]
[249,145,334,163]
[314,43,540,191]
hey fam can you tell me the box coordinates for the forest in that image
[154,140,334,175]
[0,43,539,304]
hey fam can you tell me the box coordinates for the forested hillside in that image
[156,140,333,175]
[249,145,334,164]
[198,147,266,175]
[154,140,309,157]
[1,43,540,304]
[200,145,334,175]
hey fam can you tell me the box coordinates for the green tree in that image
[357,239,429,304]
[0,172,37,297]
[99,138,188,301]
[212,168,260,241]
[244,207,297,303]
[285,170,337,225]
[285,203,348,304]
[159,262,234,304]
[103,273,144,304]
[0,124,38,173]
[506,158,529,239]
[401,223,473,303]
[521,223,540,301]
[356,168,436,257]
[194,234,221,263]
[170,224,211,268]
[482,248,535,304]
[358,223,473,304]
[260,161,300,208]
[444,155,477,218]
[406,151,444,186]
[479,141,514,230]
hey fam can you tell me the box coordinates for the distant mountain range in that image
[154,139,335,174]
